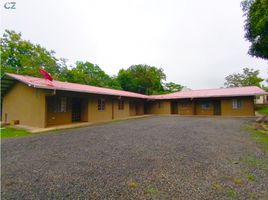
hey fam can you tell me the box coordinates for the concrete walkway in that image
[13,115,152,133]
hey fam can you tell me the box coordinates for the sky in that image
[1,0,267,89]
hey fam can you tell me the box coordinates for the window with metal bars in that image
[98,98,105,111]
[232,99,242,109]
[53,97,67,112]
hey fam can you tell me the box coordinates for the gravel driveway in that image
[1,116,268,200]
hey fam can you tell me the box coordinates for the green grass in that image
[0,127,31,138]
[246,173,256,181]
[242,155,268,170]
[241,125,268,170]
[144,186,160,197]
[226,188,237,198]
[255,105,268,115]
[127,180,139,189]
[251,129,268,154]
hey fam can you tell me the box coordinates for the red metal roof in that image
[150,86,267,99]
[3,73,267,99]
[4,73,148,99]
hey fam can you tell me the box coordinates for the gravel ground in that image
[1,116,268,200]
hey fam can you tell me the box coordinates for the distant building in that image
[255,95,268,104]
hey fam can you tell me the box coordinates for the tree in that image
[163,82,184,93]
[241,0,268,59]
[224,67,264,87]
[0,30,185,92]
[0,30,61,76]
[117,64,166,94]
[66,61,121,89]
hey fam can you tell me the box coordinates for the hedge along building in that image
[1,73,267,128]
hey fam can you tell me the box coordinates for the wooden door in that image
[72,98,82,122]
[171,102,178,114]
[213,100,221,115]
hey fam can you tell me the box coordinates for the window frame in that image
[97,98,105,111]
[232,99,242,109]
[201,101,210,109]
[53,97,67,113]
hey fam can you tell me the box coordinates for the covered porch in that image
[170,98,222,116]
[46,93,88,127]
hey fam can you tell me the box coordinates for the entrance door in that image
[72,98,82,122]
[129,101,136,116]
[213,100,221,115]
[171,102,178,114]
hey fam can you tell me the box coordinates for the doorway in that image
[72,98,82,122]
[171,102,178,114]
[213,100,221,115]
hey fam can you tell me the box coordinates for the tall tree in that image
[66,61,121,89]
[163,82,184,93]
[224,67,264,87]
[241,0,268,59]
[0,30,185,92]
[117,64,166,95]
[0,30,61,76]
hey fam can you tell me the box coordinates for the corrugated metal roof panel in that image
[4,73,148,99]
[150,86,267,99]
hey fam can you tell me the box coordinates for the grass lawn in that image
[256,105,268,115]
[1,127,31,138]
[242,124,268,172]
[251,128,268,154]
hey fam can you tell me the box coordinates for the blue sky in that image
[1,0,267,89]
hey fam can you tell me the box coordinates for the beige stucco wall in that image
[2,83,46,128]
[177,100,194,115]
[129,100,145,116]
[221,97,255,116]
[113,99,130,119]
[146,101,171,114]
[87,95,113,122]
[195,100,214,115]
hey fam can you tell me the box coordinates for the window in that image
[54,97,67,112]
[181,101,190,107]
[60,97,67,112]
[118,100,124,110]
[98,99,105,111]
[201,101,210,109]
[232,99,242,109]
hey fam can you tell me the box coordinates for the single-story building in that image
[1,73,267,128]
[255,95,268,105]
